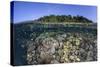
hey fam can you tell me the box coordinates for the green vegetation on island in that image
[34,15,94,23]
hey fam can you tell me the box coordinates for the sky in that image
[11,1,97,23]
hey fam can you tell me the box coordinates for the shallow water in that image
[12,23,97,65]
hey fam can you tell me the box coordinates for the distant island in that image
[34,15,94,23]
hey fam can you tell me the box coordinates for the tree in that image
[35,15,93,23]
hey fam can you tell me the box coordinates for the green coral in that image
[61,35,81,62]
